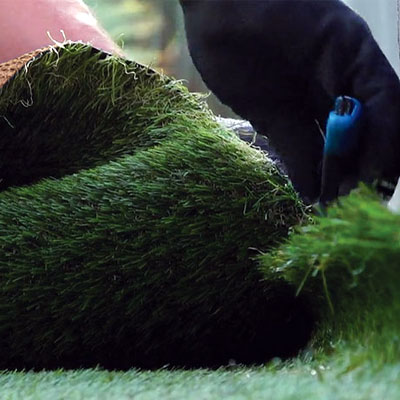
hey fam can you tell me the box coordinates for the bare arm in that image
[0,0,123,63]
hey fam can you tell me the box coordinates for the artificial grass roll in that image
[0,43,213,190]
[260,187,400,365]
[0,44,312,369]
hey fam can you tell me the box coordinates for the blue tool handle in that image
[324,96,363,156]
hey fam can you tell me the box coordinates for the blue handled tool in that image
[324,96,362,156]
[319,96,363,205]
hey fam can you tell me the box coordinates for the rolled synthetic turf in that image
[0,43,311,369]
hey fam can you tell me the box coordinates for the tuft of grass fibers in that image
[0,44,310,369]
[260,186,400,367]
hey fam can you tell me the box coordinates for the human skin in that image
[0,0,122,63]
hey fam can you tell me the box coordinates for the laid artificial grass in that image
[1,361,400,400]
[260,187,400,368]
[0,43,311,369]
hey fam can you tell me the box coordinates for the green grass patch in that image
[260,187,400,368]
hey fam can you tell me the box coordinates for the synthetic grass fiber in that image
[0,43,311,369]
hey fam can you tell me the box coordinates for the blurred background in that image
[85,0,400,116]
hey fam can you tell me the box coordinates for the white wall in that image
[344,0,400,75]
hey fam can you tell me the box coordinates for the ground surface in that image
[1,360,399,400]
